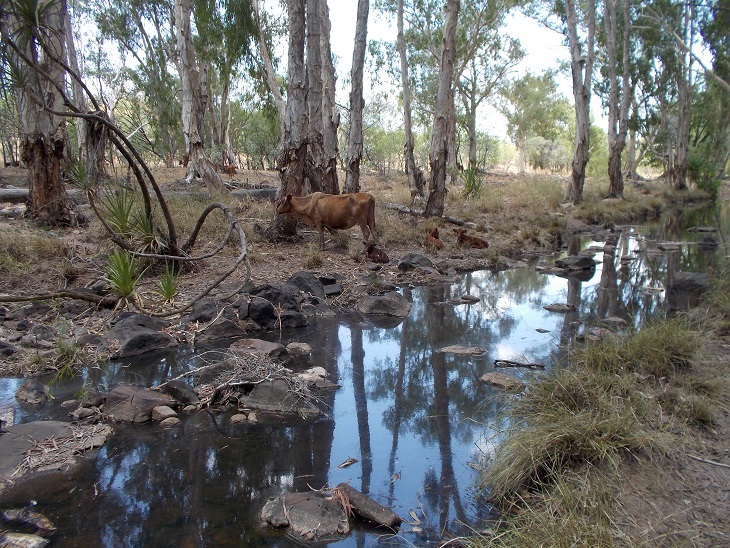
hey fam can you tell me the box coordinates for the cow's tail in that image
[368,195,378,244]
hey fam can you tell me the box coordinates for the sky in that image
[325,3,577,140]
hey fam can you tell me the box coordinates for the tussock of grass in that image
[483,319,700,502]
[0,229,67,273]
[476,471,619,547]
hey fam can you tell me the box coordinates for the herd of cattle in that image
[275,192,489,261]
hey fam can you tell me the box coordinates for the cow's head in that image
[276,195,293,214]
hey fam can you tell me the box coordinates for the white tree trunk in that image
[174,0,223,193]
[274,0,307,235]
[398,0,425,201]
[425,0,459,217]
[306,0,325,194]
[320,0,339,194]
[344,0,370,194]
[564,0,595,205]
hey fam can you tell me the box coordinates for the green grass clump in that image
[483,319,701,502]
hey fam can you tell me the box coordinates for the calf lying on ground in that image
[364,242,389,263]
[425,227,444,249]
[276,192,378,251]
[453,228,489,249]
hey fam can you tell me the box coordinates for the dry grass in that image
[0,227,68,274]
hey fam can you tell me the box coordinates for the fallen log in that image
[335,483,402,529]
[384,202,471,227]
[0,188,85,204]
[494,359,545,370]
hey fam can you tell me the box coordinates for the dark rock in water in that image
[80,390,105,409]
[111,312,170,332]
[357,292,412,318]
[555,255,596,271]
[15,379,50,405]
[278,309,308,328]
[106,313,176,357]
[397,253,435,270]
[193,317,248,344]
[288,271,326,299]
[104,385,176,423]
[543,303,577,313]
[192,362,230,385]
[187,298,229,323]
[231,339,287,358]
[261,492,350,540]
[248,283,302,312]
[159,380,200,405]
[1,508,57,537]
[666,271,710,312]
[246,297,277,327]
[335,483,402,528]
[0,340,18,357]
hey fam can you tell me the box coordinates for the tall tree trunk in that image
[63,1,86,163]
[397,0,425,201]
[564,0,595,205]
[517,136,527,173]
[306,0,324,194]
[344,0,370,194]
[425,0,459,217]
[320,0,339,194]
[673,2,694,191]
[220,78,236,167]
[623,97,640,180]
[605,0,632,199]
[273,0,307,236]
[253,0,286,135]
[8,0,73,226]
[174,0,223,193]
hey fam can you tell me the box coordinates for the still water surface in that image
[0,204,726,546]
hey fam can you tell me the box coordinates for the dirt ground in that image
[1,165,729,545]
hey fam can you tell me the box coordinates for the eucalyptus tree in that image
[1,0,75,225]
[94,0,182,167]
[499,70,570,174]
[344,0,370,194]
[425,0,459,218]
[376,0,523,189]
[564,0,596,204]
[603,0,633,198]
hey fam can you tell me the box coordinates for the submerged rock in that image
[0,532,50,547]
[15,379,50,405]
[357,292,412,317]
[438,345,486,356]
[1,508,57,537]
[105,385,176,423]
[230,338,287,358]
[666,271,710,311]
[555,255,597,271]
[261,492,350,541]
[479,372,525,392]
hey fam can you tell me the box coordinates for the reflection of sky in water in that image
[1,203,727,546]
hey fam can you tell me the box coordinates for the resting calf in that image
[453,228,489,249]
[425,227,444,249]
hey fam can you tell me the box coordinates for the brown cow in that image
[453,228,489,249]
[224,164,237,177]
[277,192,378,251]
[364,242,389,263]
[425,227,444,249]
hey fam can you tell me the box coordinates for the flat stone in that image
[160,417,181,427]
[261,492,350,540]
[0,532,50,547]
[151,405,177,421]
[438,345,486,356]
[241,379,320,418]
[15,379,50,405]
[287,342,311,355]
[105,385,176,423]
[230,413,248,424]
[357,292,412,317]
[543,303,577,313]
[230,338,287,358]
[479,372,525,392]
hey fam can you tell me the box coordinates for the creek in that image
[0,201,727,546]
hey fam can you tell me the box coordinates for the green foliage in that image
[525,136,571,172]
[156,261,180,303]
[461,165,483,198]
[105,249,144,299]
[98,186,137,238]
